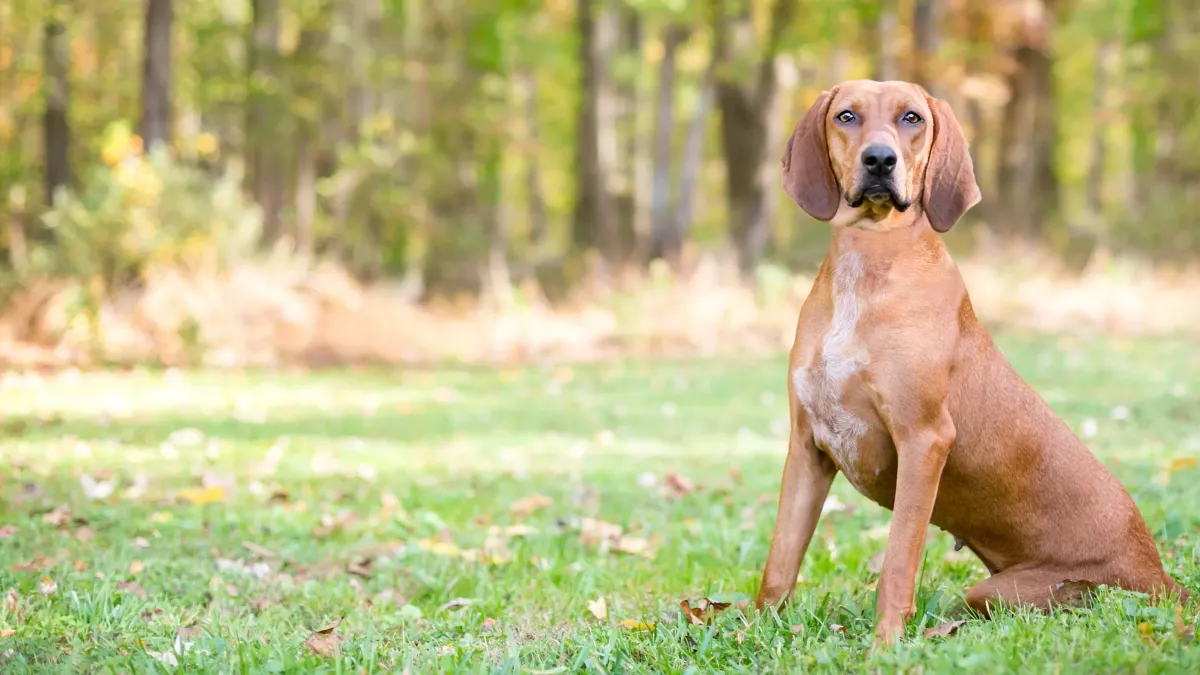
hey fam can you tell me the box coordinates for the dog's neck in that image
[828,207,947,271]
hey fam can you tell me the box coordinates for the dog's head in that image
[781,79,981,232]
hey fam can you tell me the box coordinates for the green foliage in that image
[31,121,261,290]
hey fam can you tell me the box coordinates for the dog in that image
[754,79,1189,647]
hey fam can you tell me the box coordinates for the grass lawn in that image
[1,330,1198,673]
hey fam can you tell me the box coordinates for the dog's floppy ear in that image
[922,97,981,233]
[781,87,840,221]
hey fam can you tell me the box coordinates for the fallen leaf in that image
[1168,457,1198,472]
[12,556,56,571]
[0,629,14,637]
[80,474,116,500]
[347,557,373,578]
[116,581,147,598]
[416,538,461,558]
[587,597,607,621]
[664,473,698,498]
[5,588,18,614]
[1138,621,1157,646]
[42,507,72,527]
[790,625,804,634]
[829,623,847,636]
[1175,605,1196,644]
[74,527,94,543]
[73,561,88,572]
[38,577,57,595]
[439,597,474,612]
[614,536,651,557]
[578,518,624,550]
[146,650,178,667]
[129,560,146,575]
[303,617,345,658]
[178,486,226,505]
[133,536,149,548]
[619,619,655,631]
[510,494,552,518]
[923,620,967,638]
[679,598,732,626]
[0,525,16,539]
[481,617,499,633]
[241,541,279,558]
[177,624,204,640]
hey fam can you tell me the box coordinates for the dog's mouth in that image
[848,182,910,212]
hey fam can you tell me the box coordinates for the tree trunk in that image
[714,0,795,278]
[616,6,643,262]
[648,24,687,265]
[139,0,173,150]
[673,52,717,264]
[247,0,284,246]
[912,0,941,95]
[994,1,1058,237]
[873,0,900,82]
[572,0,621,274]
[43,2,71,210]
[518,70,548,250]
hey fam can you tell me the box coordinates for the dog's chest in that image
[792,253,874,488]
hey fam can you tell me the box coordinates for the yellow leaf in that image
[587,597,607,621]
[1168,457,1198,472]
[619,619,655,631]
[178,486,226,505]
[149,512,173,524]
[38,577,57,595]
[129,560,145,575]
[416,539,461,557]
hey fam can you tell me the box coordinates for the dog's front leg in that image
[874,405,956,646]
[756,407,838,612]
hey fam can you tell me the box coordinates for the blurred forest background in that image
[1,0,1198,368]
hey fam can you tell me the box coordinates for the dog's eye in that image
[835,110,856,124]
[901,111,923,125]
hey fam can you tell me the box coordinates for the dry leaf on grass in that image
[1168,457,1198,472]
[480,617,499,633]
[923,620,967,638]
[303,617,345,658]
[1175,606,1196,644]
[510,494,552,518]
[679,598,732,626]
[129,560,146,575]
[587,597,607,620]
[116,581,147,598]
[663,473,698,499]
[38,577,57,595]
[178,486,226,505]
[619,619,656,631]
[439,598,474,612]
[347,557,373,578]
[242,541,279,559]
[0,629,15,638]
[0,525,16,539]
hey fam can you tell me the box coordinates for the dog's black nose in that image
[861,144,897,177]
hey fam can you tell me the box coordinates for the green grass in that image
[1,330,1198,674]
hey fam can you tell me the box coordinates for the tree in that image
[247,0,284,246]
[994,0,1061,237]
[572,0,622,275]
[140,0,174,149]
[713,0,796,277]
[43,0,71,209]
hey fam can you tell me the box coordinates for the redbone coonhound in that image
[755,79,1190,647]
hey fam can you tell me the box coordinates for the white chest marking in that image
[793,252,870,488]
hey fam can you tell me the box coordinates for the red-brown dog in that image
[755,79,1189,646]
